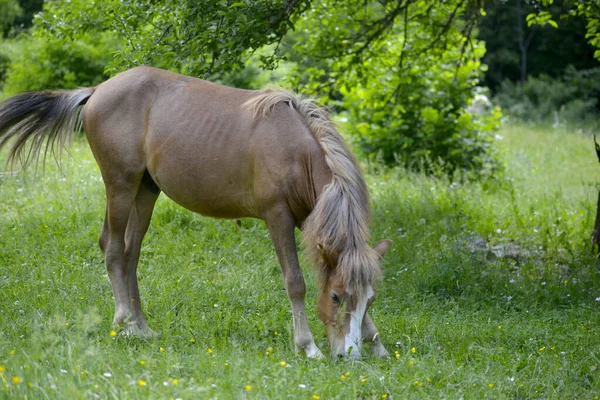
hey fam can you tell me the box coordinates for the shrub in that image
[339,45,503,177]
[285,1,503,177]
[1,32,119,94]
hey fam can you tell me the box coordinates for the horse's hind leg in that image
[264,205,324,359]
[99,172,159,337]
[102,178,139,332]
[121,172,160,337]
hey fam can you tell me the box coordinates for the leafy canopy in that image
[30,0,505,174]
[36,0,311,78]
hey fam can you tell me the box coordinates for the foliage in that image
[285,1,501,174]
[529,0,600,61]
[0,0,21,34]
[35,0,310,78]
[10,0,43,31]
[27,0,504,175]
[494,66,600,130]
[1,33,118,93]
[1,124,600,397]
[478,0,597,91]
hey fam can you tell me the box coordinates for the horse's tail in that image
[0,88,96,170]
[243,89,380,296]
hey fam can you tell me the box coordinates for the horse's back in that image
[82,66,330,223]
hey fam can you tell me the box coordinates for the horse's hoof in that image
[371,345,389,358]
[305,345,325,359]
[119,324,159,339]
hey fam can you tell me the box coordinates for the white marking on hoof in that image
[304,343,325,359]
[119,323,158,339]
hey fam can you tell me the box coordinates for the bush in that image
[1,32,119,94]
[285,1,503,177]
[339,47,503,177]
[494,66,600,131]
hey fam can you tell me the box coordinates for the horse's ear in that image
[373,239,392,259]
[317,243,339,266]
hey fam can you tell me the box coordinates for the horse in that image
[0,66,391,359]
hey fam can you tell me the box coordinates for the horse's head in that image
[317,239,391,358]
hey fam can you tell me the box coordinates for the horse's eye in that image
[331,293,341,303]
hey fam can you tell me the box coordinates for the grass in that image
[1,124,600,399]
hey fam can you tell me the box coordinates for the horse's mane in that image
[242,89,380,297]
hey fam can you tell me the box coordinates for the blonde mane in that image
[242,89,380,296]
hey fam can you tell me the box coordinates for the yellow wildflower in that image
[190,338,196,344]
[279,361,286,368]
[411,347,416,353]
[382,394,388,399]
[140,360,145,366]
[312,395,320,400]
[159,347,165,352]
[110,330,117,337]
[488,383,494,388]
[0,366,5,373]
[539,346,546,351]
[138,379,146,386]
[12,376,21,384]
[208,348,213,353]
[245,385,252,391]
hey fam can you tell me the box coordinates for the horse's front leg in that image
[264,205,324,359]
[362,312,389,358]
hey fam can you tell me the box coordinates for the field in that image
[1,124,600,399]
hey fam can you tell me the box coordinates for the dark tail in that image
[0,88,95,170]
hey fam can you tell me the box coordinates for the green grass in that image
[1,124,600,399]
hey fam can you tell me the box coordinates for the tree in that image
[284,1,501,173]
[36,0,311,78]
[479,0,597,92]
[22,0,505,173]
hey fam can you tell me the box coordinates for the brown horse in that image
[0,66,391,358]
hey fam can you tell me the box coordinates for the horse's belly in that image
[148,157,259,219]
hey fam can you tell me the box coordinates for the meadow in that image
[1,124,599,399]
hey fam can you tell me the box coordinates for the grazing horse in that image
[0,66,391,358]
